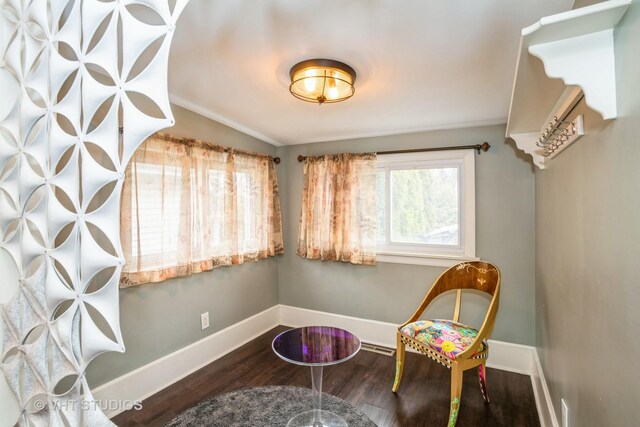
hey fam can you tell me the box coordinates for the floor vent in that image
[361,343,395,356]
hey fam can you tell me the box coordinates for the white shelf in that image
[506,0,631,169]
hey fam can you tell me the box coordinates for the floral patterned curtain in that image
[297,153,377,265]
[120,133,283,287]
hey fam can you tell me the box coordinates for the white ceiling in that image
[168,0,574,146]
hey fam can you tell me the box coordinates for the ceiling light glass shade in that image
[289,59,356,104]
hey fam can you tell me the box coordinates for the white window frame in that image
[375,149,478,267]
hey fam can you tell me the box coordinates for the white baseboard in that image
[281,305,558,426]
[530,348,559,427]
[279,305,399,350]
[95,303,556,427]
[279,305,534,375]
[93,305,280,418]
[484,339,535,375]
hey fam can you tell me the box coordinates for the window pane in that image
[390,167,459,245]
[376,170,386,241]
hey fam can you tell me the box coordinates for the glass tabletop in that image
[272,326,361,367]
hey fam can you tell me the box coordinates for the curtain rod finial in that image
[297,155,306,162]
[477,142,490,154]
[274,157,281,164]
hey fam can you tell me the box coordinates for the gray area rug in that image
[165,385,377,427]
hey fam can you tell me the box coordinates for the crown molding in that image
[169,95,283,147]
[293,117,507,145]
[170,95,507,147]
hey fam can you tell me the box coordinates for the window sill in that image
[376,252,480,267]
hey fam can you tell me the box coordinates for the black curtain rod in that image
[296,142,490,162]
[118,126,281,164]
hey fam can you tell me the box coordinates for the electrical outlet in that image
[561,398,569,427]
[200,312,210,330]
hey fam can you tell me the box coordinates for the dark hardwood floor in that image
[113,326,539,427]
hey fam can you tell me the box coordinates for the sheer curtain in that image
[297,153,377,265]
[120,133,283,288]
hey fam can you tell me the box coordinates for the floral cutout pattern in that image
[0,0,189,425]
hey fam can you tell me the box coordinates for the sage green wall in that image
[535,3,640,426]
[86,104,280,387]
[88,113,537,389]
[276,124,536,345]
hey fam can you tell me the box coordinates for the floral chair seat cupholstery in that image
[399,319,487,360]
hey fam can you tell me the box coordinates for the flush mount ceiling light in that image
[289,59,357,104]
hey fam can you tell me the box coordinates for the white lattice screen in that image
[0,0,188,424]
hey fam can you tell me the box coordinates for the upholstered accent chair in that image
[392,261,501,427]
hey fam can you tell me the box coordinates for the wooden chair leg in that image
[478,362,490,403]
[392,333,405,393]
[448,367,463,427]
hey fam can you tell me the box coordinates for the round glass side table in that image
[272,326,361,427]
